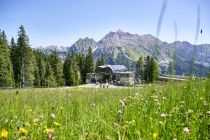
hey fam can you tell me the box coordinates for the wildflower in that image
[106,136,111,140]
[183,127,190,134]
[135,93,139,96]
[152,132,159,139]
[206,111,210,117]
[172,107,179,112]
[0,129,8,138]
[113,123,119,128]
[51,114,56,119]
[154,99,159,102]
[181,101,185,104]
[39,114,45,120]
[27,109,32,112]
[117,110,122,114]
[203,101,208,106]
[33,118,39,123]
[54,122,61,127]
[47,128,55,140]
[119,100,126,108]
[151,95,158,99]
[118,115,123,122]
[162,97,167,100]
[160,113,168,118]
[91,103,96,108]
[19,127,28,135]
[187,109,193,114]
[25,122,31,127]
[44,128,51,134]
[5,119,8,123]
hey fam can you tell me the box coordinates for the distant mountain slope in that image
[40,30,210,76]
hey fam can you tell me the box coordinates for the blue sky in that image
[0,0,210,47]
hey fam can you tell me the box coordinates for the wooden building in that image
[86,65,134,86]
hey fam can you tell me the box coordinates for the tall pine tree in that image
[10,37,20,87]
[50,49,64,86]
[76,53,86,83]
[96,55,105,67]
[63,53,80,86]
[149,57,159,83]
[84,47,95,74]
[144,56,151,83]
[44,59,57,87]
[34,50,46,87]
[16,25,36,87]
[0,31,14,87]
[136,56,144,82]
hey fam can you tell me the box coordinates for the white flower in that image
[206,111,210,116]
[91,103,96,108]
[33,118,39,123]
[50,114,56,119]
[162,97,167,100]
[151,95,158,99]
[160,113,168,118]
[203,101,208,106]
[119,100,126,108]
[183,127,190,133]
[5,119,8,123]
[187,109,193,114]
[39,114,45,119]
[113,123,119,128]
[118,110,122,114]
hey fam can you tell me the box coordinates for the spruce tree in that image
[44,60,56,87]
[16,25,36,87]
[50,49,64,86]
[144,55,151,83]
[84,47,95,74]
[10,37,20,86]
[149,57,159,83]
[0,32,14,87]
[136,56,144,82]
[96,56,105,67]
[76,53,86,83]
[34,50,46,87]
[63,53,80,86]
[2,31,8,46]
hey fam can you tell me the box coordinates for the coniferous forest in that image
[0,25,95,88]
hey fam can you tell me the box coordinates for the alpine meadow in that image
[0,0,210,139]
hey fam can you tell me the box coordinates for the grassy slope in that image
[0,80,209,139]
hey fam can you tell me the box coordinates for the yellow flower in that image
[54,122,61,127]
[44,128,51,134]
[152,132,159,139]
[19,127,28,135]
[0,129,8,138]
[27,109,32,112]
[25,122,31,127]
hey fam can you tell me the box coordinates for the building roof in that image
[97,65,128,73]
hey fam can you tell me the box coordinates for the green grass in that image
[0,80,209,139]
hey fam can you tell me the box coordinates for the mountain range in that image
[39,29,210,76]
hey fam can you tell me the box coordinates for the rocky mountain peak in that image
[116,29,125,33]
